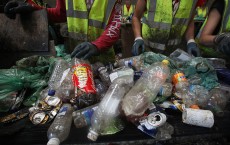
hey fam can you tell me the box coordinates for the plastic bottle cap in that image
[162,59,169,65]
[87,130,99,141]
[48,90,56,96]
[47,138,60,145]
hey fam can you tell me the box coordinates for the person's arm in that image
[132,0,146,39]
[91,1,122,51]
[185,16,201,57]
[46,0,66,23]
[185,18,195,42]
[27,0,66,23]
[199,9,221,46]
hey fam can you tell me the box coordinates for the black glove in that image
[187,42,201,57]
[132,39,145,56]
[4,1,35,19]
[214,33,230,55]
[71,42,99,60]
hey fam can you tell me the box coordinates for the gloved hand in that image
[71,42,99,60]
[187,42,201,57]
[4,1,35,19]
[214,33,230,55]
[132,38,145,56]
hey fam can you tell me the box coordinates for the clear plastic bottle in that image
[94,79,108,101]
[172,70,189,92]
[121,60,170,119]
[72,104,98,128]
[91,62,104,77]
[47,103,73,145]
[56,68,74,102]
[98,66,111,86]
[114,55,144,71]
[189,85,210,108]
[155,122,174,141]
[158,82,173,97]
[172,70,198,108]
[169,48,193,62]
[71,58,97,109]
[109,67,134,83]
[205,87,227,117]
[87,75,134,141]
[48,58,69,92]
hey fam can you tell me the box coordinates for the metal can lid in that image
[29,111,49,125]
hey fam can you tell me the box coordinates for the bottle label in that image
[45,96,61,107]
[57,106,68,117]
[72,64,96,94]
[172,72,187,85]
[82,106,98,125]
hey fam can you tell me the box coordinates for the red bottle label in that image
[72,64,96,95]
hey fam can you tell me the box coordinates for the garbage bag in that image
[180,57,219,90]
[0,69,45,112]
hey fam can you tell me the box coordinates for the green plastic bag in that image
[0,69,45,112]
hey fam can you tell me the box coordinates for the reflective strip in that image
[105,0,117,24]
[67,0,88,19]
[67,0,115,28]
[67,0,73,10]
[148,0,156,21]
[67,10,88,19]
[167,39,181,46]
[144,40,166,51]
[88,19,105,29]
[68,32,88,41]
[173,18,187,25]
[142,17,171,30]
[143,0,171,30]
[172,0,197,25]
[187,0,197,25]
[222,0,230,32]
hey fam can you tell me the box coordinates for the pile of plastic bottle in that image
[22,49,230,145]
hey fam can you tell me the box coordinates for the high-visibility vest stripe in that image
[66,0,116,41]
[221,0,230,33]
[142,0,197,51]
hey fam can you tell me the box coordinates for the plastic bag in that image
[0,69,44,112]
[180,57,219,90]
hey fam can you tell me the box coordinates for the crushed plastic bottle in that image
[94,79,108,101]
[87,75,134,141]
[109,66,134,83]
[72,104,98,128]
[57,68,74,102]
[114,55,144,71]
[205,87,228,117]
[155,122,174,141]
[48,58,69,92]
[98,66,111,86]
[158,82,173,97]
[189,85,210,108]
[91,62,104,77]
[121,60,170,119]
[172,70,189,92]
[172,70,198,108]
[47,103,73,145]
[169,49,193,63]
